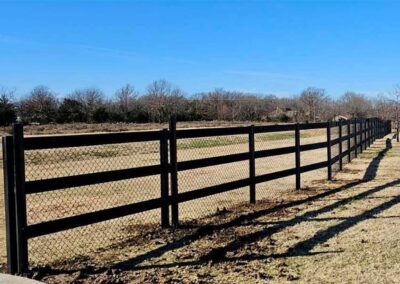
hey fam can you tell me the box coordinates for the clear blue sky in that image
[1,0,399,98]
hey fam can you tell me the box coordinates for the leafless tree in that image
[299,87,327,122]
[19,86,58,123]
[143,80,186,122]
[115,84,139,120]
[69,88,105,122]
[339,92,373,118]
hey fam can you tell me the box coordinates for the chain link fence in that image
[24,141,162,266]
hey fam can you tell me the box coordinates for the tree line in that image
[0,80,397,126]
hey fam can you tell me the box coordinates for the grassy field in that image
[0,123,342,279]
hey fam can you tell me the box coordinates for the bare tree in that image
[299,87,327,122]
[69,88,105,122]
[340,92,373,118]
[115,84,139,120]
[143,80,185,122]
[19,86,58,123]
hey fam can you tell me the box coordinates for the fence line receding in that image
[2,117,391,274]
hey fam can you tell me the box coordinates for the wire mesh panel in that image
[331,125,340,176]
[24,140,162,267]
[255,131,295,199]
[342,122,350,165]
[299,127,327,188]
[177,134,249,220]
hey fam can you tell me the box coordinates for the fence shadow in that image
[362,135,394,181]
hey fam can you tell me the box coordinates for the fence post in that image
[365,119,368,149]
[367,119,370,147]
[295,123,301,190]
[362,119,365,150]
[2,136,18,274]
[169,117,179,227]
[347,120,351,163]
[377,118,380,139]
[160,128,170,228]
[249,125,256,203]
[12,124,28,274]
[339,120,343,171]
[327,121,332,180]
[377,120,381,139]
[371,117,375,141]
[361,119,364,152]
[371,118,374,142]
[354,119,358,158]
[370,118,374,146]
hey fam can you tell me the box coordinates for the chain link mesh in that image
[24,141,162,266]
[299,128,327,188]
[255,131,295,199]
[178,134,249,220]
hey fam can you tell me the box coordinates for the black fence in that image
[2,118,391,274]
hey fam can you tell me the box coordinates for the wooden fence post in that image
[370,119,373,144]
[12,124,28,274]
[367,119,370,147]
[339,120,343,171]
[360,119,364,153]
[327,121,332,180]
[364,119,368,149]
[249,125,256,203]
[378,119,381,138]
[347,120,351,163]
[160,128,170,228]
[354,119,358,158]
[169,117,179,227]
[2,136,18,274]
[295,123,301,190]
[370,119,373,146]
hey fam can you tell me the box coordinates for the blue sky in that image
[1,0,399,98]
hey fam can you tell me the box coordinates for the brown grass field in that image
[6,122,397,283]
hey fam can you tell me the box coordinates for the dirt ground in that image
[14,134,396,283]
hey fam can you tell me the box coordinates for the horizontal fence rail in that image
[2,117,391,274]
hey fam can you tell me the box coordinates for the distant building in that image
[268,107,297,122]
[333,115,348,121]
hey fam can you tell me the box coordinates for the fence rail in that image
[2,117,391,274]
